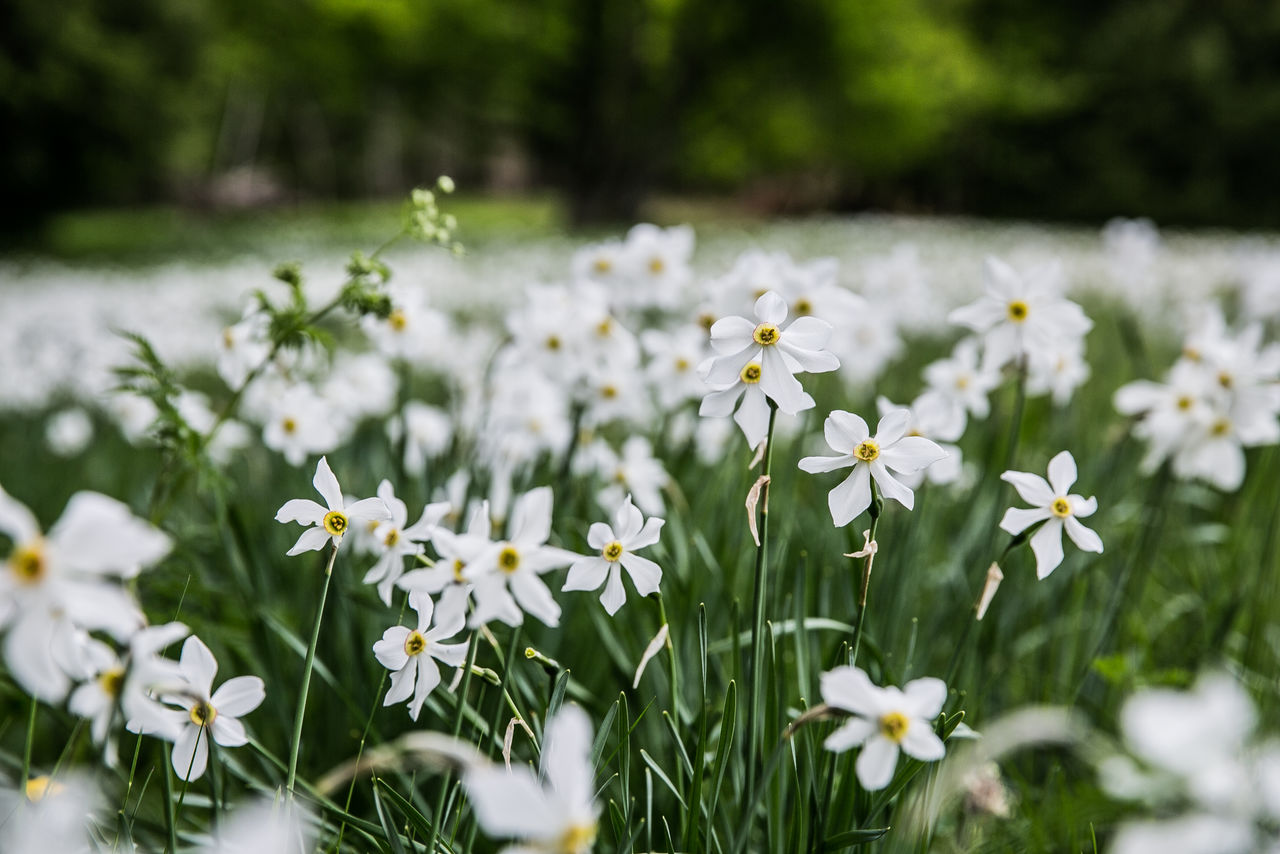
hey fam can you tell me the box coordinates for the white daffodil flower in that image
[698,355,784,449]
[820,666,948,791]
[158,636,265,782]
[362,479,451,605]
[465,487,577,628]
[563,495,664,615]
[122,621,191,742]
[923,337,1001,423]
[799,409,947,527]
[262,383,343,467]
[948,257,1093,370]
[373,591,468,721]
[699,290,840,417]
[200,798,314,854]
[0,485,171,702]
[399,501,493,629]
[999,450,1103,579]
[274,457,390,555]
[463,704,599,854]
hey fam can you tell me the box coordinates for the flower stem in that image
[20,696,36,785]
[427,631,481,853]
[287,541,339,799]
[656,591,679,719]
[744,403,778,805]
[849,481,883,669]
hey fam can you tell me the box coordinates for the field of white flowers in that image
[3,186,1280,853]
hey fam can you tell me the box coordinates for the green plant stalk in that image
[287,540,340,799]
[20,696,36,786]
[161,743,178,854]
[745,403,779,807]
[849,481,883,670]
[656,591,679,720]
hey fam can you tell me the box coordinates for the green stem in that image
[162,743,178,854]
[20,696,36,786]
[849,482,883,669]
[287,541,339,798]
[744,403,779,808]
[656,591,679,720]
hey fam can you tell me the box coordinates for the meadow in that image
[1,191,1278,853]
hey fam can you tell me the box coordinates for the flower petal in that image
[798,454,851,474]
[286,526,331,556]
[1064,517,1104,553]
[619,552,663,597]
[510,487,554,547]
[1000,506,1052,536]
[210,676,266,717]
[902,677,947,719]
[1030,518,1065,579]
[180,636,218,697]
[874,408,912,446]
[754,290,788,324]
[274,498,327,525]
[345,497,392,523]
[627,517,665,550]
[870,463,914,511]
[211,714,248,748]
[1046,451,1078,495]
[563,557,610,593]
[900,724,946,762]
[823,717,875,753]
[312,456,343,511]
[828,465,872,528]
[599,565,627,615]
[1000,471,1054,506]
[855,736,899,791]
[509,572,562,627]
[172,725,209,781]
[820,666,880,717]
[880,436,947,474]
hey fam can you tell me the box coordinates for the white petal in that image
[462,766,559,839]
[49,492,172,576]
[210,676,266,717]
[510,487,554,547]
[374,627,411,671]
[586,522,615,551]
[828,465,872,528]
[346,497,392,523]
[172,725,209,781]
[5,611,68,703]
[1000,506,1052,536]
[823,717,875,753]
[619,552,662,597]
[627,517,664,550]
[1046,450,1078,494]
[874,409,912,446]
[782,316,834,351]
[541,705,595,813]
[410,657,441,721]
[430,640,469,668]
[600,565,627,615]
[1064,517,1104,553]
[902,677,947,719]
[286,526,331,556]
[700,385,744,418]
[900,724,946,762]
[1070,495,1098,517]
[312,457,344,511]
[759,348,811,414]
[275,499,327,525]
[180,636,218,698]
[870,463,914,511]
[563,558,610,593]
[0,486,40,544]
[211,715,248,748]
[826,411,869,450]
[880,436,947,474]
[733,386,773,448]
[855,736,900,791]
[1000,471,1055,506]
[754,290,788,324]
[385,665,415,705]
[798,454,851,474]
[509,572,561,627]
[820,666,880,717]
[1030,519,1065,579]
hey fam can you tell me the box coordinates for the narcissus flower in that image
[799,409,947,527]
[463,704,600,853]
[563,495,664,615]
[362,479,451,605]
[373,591,468,720]
[820,666,948,791]
[999,450,1103,579]
[274,457,390,555]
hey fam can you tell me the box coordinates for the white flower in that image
[819,666,947,791]
[465,487,576,628]
[200,798,314,854]
[0,486,170,702]
[999,450,1103,579]
[262,383,342,467]
[948,257,1093,369]
[0,771,103,854]
[372,591,468,720]
[159,635,265,782]
[391,401,454,477]
[121,621,191,742]
[44,408,93,457]
[362,479,451,605]
[274,457,391,556]
[697,355,784,450]
[216,309,271,391]
[577,435,670,516]
[563,495,664,615]
[399,501,493,628]
[798,409,947,527]
[700,290,840,416]
[463,704,599,853]
[67,637,125,747]
[923,337,1000,423]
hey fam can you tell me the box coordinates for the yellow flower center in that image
[1183,347,1201,362]
[1051,497,1072,518]
[593,257,612,274]
[878,711,910,743]
[602,541,624,562]
[698,313,716,331]
[25,776,63,803]
[282,417,298,435]
[498,545,520,573]
[323,510,349,536]
[384,528,400,547]
[388,309,408,332]
[1176,395,1193,411]
[98,667,125,698]
[596,317,613,337]
[793,298,813,316]
[546,334,562,351]
[1211,418,1231,437]
[189,701,217,728]
[956,376,970,390]
[740,362,762,384]
[558,822,598,854]
[1007,300,1029,322]
[601,384,618,400]
[9,542,47,585]
[648,257,665,274]
[674,357,690,372]
[404,630,426,656]
[1217,371,1233,389]
[452,558,466,582]
[752,322,780,346]
[221,327,235,349]
[854,439,880,463]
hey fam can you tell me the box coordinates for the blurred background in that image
[4,0,1280,246]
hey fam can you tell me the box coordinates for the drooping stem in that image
[744,402,779,804]
[849,481,883,669]
[287,541,339,799]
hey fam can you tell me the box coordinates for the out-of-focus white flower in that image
[463,704,599,854]
[105,391,159,445]
[217,310,271,391]
[44,408,93,457]
[798,409,947,527]
[322,351,399,424]
[0,486,170,702]
[0,771,103,854]
[362,285,449,365]
[274,457,390,555]
[1026,338,1091,405]
[563,495,664,615]
[617,223,694,310]
[262,384,342,467]
[999,450,1102,579]
[578,436,670,516]
[400,501,492,627]
[922,338,1000,425]
[819,666,948,791]
[390,402,454,477]
[200,798,314,854]
[372,591,467,720]
[641,326,710,411]
[465,487,576,628]
[158,636,265,782]
[121,621,190,742]
[948,257,1092,369]
[363,480,451,605]
[874,392,965,487]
